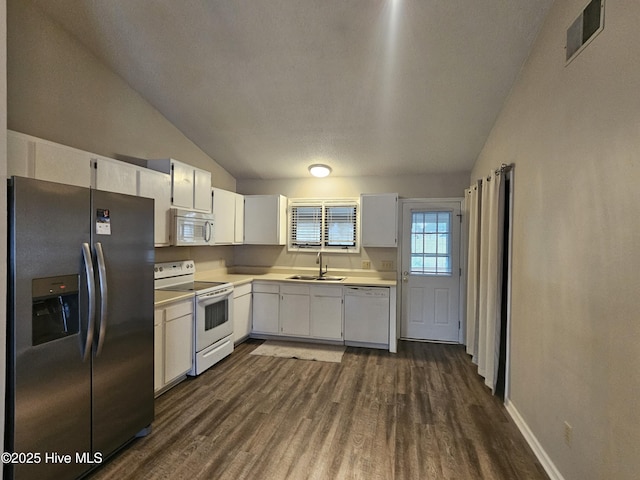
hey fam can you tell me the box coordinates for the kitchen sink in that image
[287,275,346,282]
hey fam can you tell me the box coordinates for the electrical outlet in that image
[564,421,572,447]
[381,260,394,270]
[362,260,371,269]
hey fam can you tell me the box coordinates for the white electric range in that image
[154,260,234,375]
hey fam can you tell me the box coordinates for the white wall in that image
[7,0,235,191]
[472,1,640,478]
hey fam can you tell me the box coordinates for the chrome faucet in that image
[316,251,328,277]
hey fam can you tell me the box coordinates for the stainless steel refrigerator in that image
[6,176,155,480]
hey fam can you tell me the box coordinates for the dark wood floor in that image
[88,339,548,480]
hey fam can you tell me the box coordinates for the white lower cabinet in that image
[154,298,193,396]
[251,282,344,342]
[153,310,164,392]
[310,286,343,340]
[248,281,394,349]
[233,283,252,344]
[280,284,310,336]
[252,282,280,334]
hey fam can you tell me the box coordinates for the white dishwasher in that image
[344,286,389,349]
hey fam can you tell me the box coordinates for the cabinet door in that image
[138,168,171,246]
[252,292,280,334]
[212,188,236,244]
[361,193,399,247]
[93,157,138,195]
[280,293,310,337]
[193,168,212,212]
[234,192,245,244]
[171,161,194,209]
[310,287,343,340]
[233,291,252,344]
[154,309,164,393]
[7,130,34,178]
[33,141,92,188]
[164,313,193,383]
[243,195,286,245]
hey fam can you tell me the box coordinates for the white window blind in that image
[290,205,322,247]
[289,199,359,252]
[325,205,357,247]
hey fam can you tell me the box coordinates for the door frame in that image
[396,197,465,344]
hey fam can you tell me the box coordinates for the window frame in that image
[409,210,453,276]
[288,198,360,253]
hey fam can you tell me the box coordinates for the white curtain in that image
[464,183,481,359]
[466,170,506,392]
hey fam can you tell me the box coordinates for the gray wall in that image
[472,0,640,478]
[235,172,468,271]
[1,1,7,477]
[237,172,469,199]
[7,0,235,191]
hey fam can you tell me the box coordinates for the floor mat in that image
[250,340,345,363]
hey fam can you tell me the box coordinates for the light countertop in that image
[154,290,194,307]
[194,270,397,287]
[155,269,396,306]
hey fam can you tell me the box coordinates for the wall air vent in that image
[566,0,605,65]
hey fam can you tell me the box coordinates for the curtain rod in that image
[468,163,514,190]
[483,163,514,182]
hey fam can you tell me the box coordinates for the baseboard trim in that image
[504,399,566,480]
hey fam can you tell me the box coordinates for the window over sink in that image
[288,199,359,253]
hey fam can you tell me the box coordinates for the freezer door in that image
[7,177,92,480]
[90,189,155,457]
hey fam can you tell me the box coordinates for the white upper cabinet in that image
[361,193,399,247]
[211,187,236,244]
[147,158,212,212]
[169,160,193,209]
[7,131,34,179]
[7,131,92,188]
[212,188,245,245]
[7,131,172,246]
[138,168,171,246]
[243,194,287,245]
[34,140,93,188]
[193,168,212,212]
[92,156,138,196]
[234,192,245,244]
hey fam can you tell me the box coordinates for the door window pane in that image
[410,211,452,275]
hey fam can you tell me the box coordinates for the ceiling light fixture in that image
[308,164,332,178]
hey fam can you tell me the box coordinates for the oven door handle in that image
[197,288,232,301]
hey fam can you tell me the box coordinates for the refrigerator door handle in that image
[82,243,96,361]
[95,242,109,356]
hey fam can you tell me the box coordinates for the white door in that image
[401,200,461,342]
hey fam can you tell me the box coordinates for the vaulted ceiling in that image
[33,0,554,180]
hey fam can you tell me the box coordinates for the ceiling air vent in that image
[566,0,605,64]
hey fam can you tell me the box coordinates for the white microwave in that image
[171,208,215,246]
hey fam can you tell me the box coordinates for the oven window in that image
[204,299,228,331]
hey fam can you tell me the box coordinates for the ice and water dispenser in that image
[31,274,80,346]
